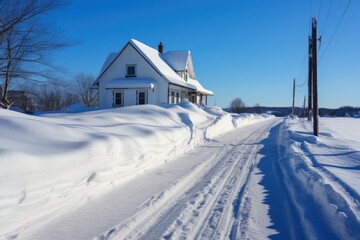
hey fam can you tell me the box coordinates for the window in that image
[126,65,136,77]
[171,90,175,103]
[180,71,188,81]
[170,90,181,104]
[176,91,180,103]
[113,91,123,107]
[182,91,187,101]
[191,94,196,103]
[137,90,147,105]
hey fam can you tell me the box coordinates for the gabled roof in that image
[99,52,117,75]
[161,51,189,71]
[161,51,196,79]
[94,39,213,95]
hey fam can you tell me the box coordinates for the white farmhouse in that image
[93,39,213,108]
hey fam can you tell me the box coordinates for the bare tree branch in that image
[72,74,98,108]
[0,0,69,109]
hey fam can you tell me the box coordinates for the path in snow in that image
[98,118,282,240]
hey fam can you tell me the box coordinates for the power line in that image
[319,0,352,62]
[317,0,323,18]
[296,51,307,80]
[296,78,307,88]
[317,0,324,51]
[321,0,333,37]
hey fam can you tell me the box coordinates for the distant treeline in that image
[225,106,360,117]
[319,106,360,117]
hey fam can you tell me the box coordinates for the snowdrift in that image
[277,118,360,239]
[0,102,273,239]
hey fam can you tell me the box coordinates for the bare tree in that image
[73,74,98,107]
[0,0,64,36]
[32,81,77,111]
[253,103,262,114]
[0,0,68,109]
[230,97,246,113]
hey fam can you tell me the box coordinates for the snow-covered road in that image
[96,118,282,240]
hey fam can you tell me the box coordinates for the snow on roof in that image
[161,50,197,79]
[161,51,189,71]
[188,77,213,95]
[106,78,156,89]
[128,39,195,88]
[95,39,212,95]
[129,39,212,95]
[99,52,117,76]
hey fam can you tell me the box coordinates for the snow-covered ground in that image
[0,102,272,240]
[277,117,360,239]
[1,103,359,240]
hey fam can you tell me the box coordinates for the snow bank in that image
[0,102,273,239]
[232,112,275,128]
[277,118,360,239]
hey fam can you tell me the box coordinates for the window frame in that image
[191,94,196,103]
[113,90,124,107]
[136,90,148,105]
[170,89,181,104]
[126,64,137,77]
[176,91,181,103]
[171,90,175,103]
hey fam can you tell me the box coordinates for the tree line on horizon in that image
[228,97,359,117]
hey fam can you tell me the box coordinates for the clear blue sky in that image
[51,0,360,108]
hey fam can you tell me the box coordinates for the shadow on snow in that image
[256,123,341,240]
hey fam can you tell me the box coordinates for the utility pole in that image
[312,18,319,136]
[307,36,313,121]
[292,78,296,117]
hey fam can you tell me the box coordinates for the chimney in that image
[158,42,164,54]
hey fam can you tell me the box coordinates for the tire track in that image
[137,119,278,240]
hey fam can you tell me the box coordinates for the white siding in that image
[98,44,169,108]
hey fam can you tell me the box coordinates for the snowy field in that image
[277,117,360,239]
[1,103,359,240]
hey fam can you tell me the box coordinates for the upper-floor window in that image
[126,64,136,77]
[179,70,188,81]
